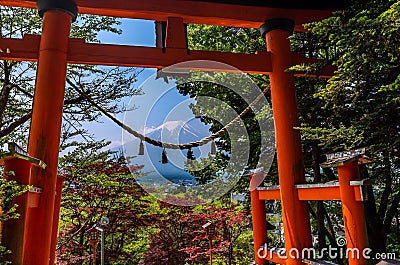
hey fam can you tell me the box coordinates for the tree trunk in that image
[359,165,386,253]
[312,142,326,250]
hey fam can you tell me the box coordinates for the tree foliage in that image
[0,7,142,262]
[299,0,400,252]
[0,6,141,149]
[0,177,29,264]
[179,25,272,193]
[182,0,400,257]
[141,201,251,265]
[57,142,150,264]
[56,141,252,264]
[2,0,400,263]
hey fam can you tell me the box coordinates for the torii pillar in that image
[338,161,369,265]
[22,0,77,264]
[260,18,312,265]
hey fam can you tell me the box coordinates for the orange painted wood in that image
[266,27,312,265]
[26,190,41,208]
[165,17,187,49]
[0,0,334,30]
[250,173,268,265]
[2,158,32,265]
[265,250,287,264]
[49,176,64,265]
[24,10,73,265]
[297,185,341,201]
[0,35,39,62]
[0,35,335,76]
[258,188,281,200]
[338,161,369,265]
[257,184,365,201]
[258,244,287,264]
[0,35,272,73]
[68,42,274,73]
[353,186,364,201]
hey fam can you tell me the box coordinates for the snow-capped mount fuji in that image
[143,120,203,143]
[124,119,211,186]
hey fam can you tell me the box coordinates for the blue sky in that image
[81,18,215,186]
[77,19,270,199]
[98,18,156,47]
[86,19,165,148]
[85,18,210,151]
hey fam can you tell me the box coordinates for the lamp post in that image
[202,221,215,265]
[96,226,104,265]
[88,228,99,265]
[87,225,105,265]
[99,216,109,265]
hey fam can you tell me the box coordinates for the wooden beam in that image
[0,0,334,30]
[257,186,281,200]
[297,183,366,201]
[296,184,341,201]
[0,34,39,62]
[0,35,272,73]
[0,35,334,76]
[67,39,273,74]
[257,183,366,201]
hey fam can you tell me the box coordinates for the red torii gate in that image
[0,0,369,265]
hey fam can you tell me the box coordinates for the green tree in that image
[56,141,152,264]
[141,200,251,265]
[0,177,29,264]
[0,7,141,262]
[179,25,274,195]
[182,0,400,257]
[0,6,141,149]
[300,0,400,253]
